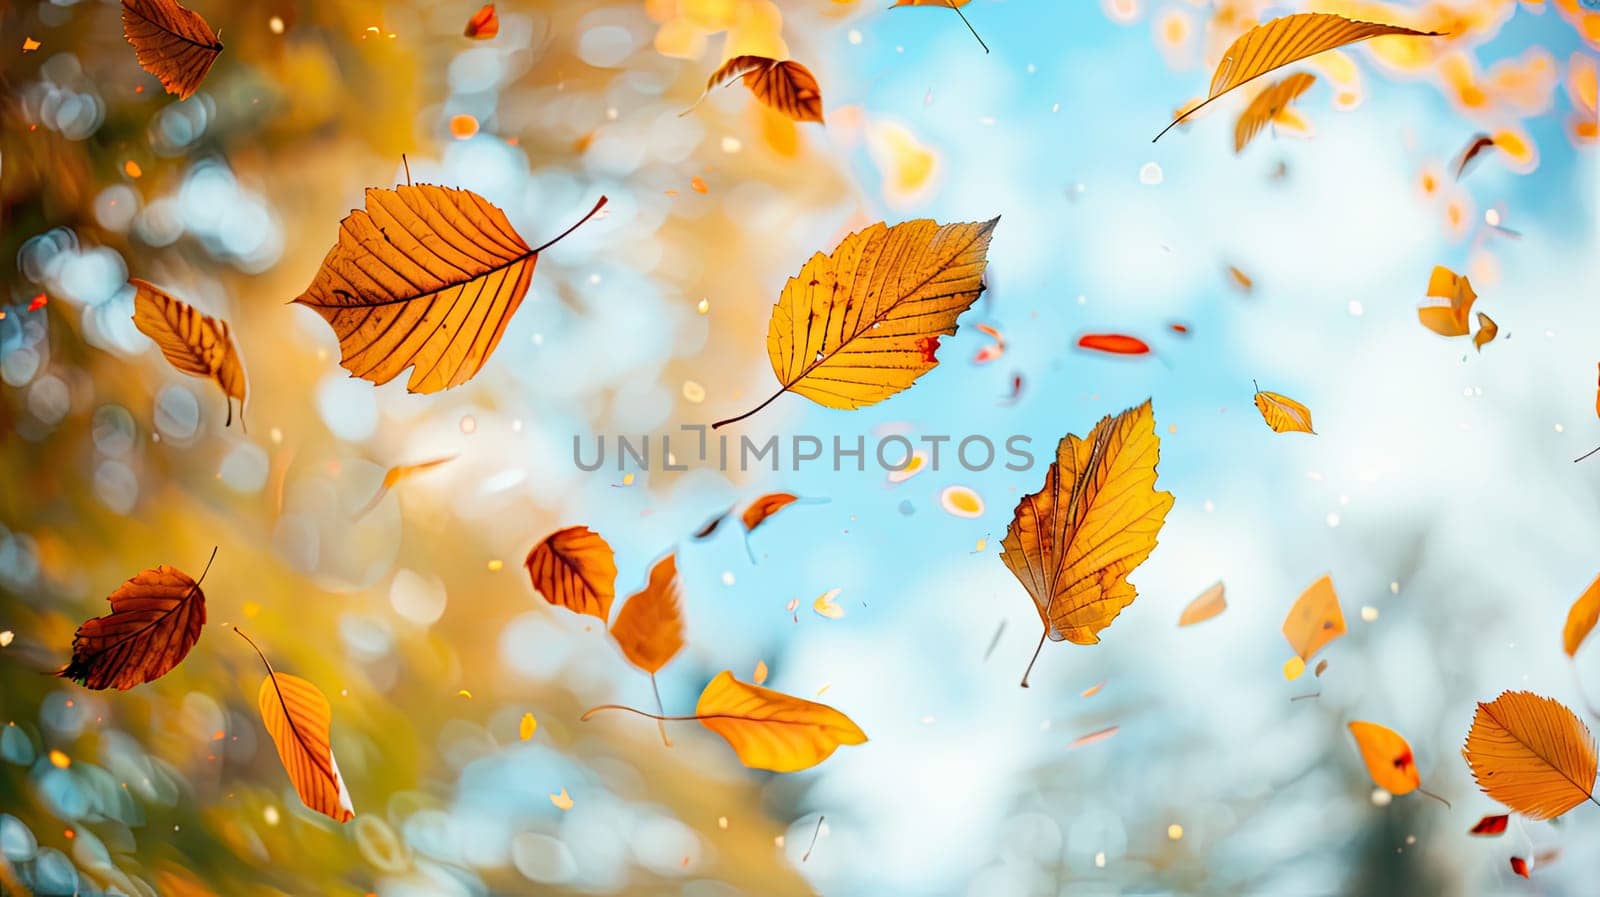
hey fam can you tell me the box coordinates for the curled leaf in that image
[694,56,824,123]
[1282,574,1345,663]
[694,671,866,772]
[1564,575,1600,657]
[132,280,247,427]
[1473,313,1498,352]
[610,555,684,675]
[1510,856,1530,878]
[1463,691,1597,820]
[121,0,222,100]
[1253,383,1315,434]
[743,493,800,531]
[1235,72,1317,153]
[354,455,457,518]
[59,552,212,690]
[524,526,617,622]
[293,185,605,394]
[1418,266,1478,337]
[1348,721,1420,795]
[257,671,355,823]
[1454,133,1496,179]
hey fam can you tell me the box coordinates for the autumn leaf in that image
[1077,333,1153,356]
[1347,721,1423,796]
[238,630,354,823]
[1418,266,1478,337]
[1463,691,1598,820]
[692,56,824,124]
[713,217,999,427]
[1469,814,1509,835]
[58,549,214,690]
[1510,856,1530,878]
[524,526,617,622]
[1282,574,1346,665]
[1473,313,1498,352]
[1563,574,1600,657]
[353,455,457,519]
[293,185,605,394]
[1000,400,1174,686]
[121,0,222,100]
[1177,581,1227,627]
[1225,265,1254,294]
[1234,73,1316,153]
[1454,133,1496,179]
[1156,13,1439,141]
[743,492,800,531]
[611,555,684,675]
[464,3,499,39]
[1253,382,1315,435]
[131,279,247,428]
[888,0,988,53]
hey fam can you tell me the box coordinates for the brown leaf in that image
[524,526,617,622]
[700,56,824,124]
[258,670,355,822]
[1463,691,1598,820]
[131,279,247,427]
[59,551,212,690]
[1234,72,1317,153]
[610,555,685,674]
[293,185,605,394]
[1454,133,1496,179]
[1563,574,1600,657]
[121,0,222,100]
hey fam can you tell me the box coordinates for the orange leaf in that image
[1510,856,1530,878]
[1469,813,1509,835]
[1282,574,1345,662]
[698,56,824,124]
[257,671,355,822]
[1348,721,1421,795]
[292,185,605,394]
[58,552,212,690]
[1000,400,1174,684]
[354,455,458,518]
[610,555,685,674]
[463,3,499,39]
[695,671,866,772]
[742,492,799,531]
[1177,581,1227,627]
[1157,13,1438,140]
[1463,691,1598,820]
[1418,266,1478,338]
[1253,384,1315,435]
[121,0,223,100]
[1076,333,1151,356]
[1234,72,1316,153]
[525,526,617,622]
[1562,574,1600,657]
[131,280,247,427]
[1473,312,1498,352]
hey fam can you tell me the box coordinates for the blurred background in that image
[1,0,1598,894]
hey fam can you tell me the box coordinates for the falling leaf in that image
[550,788,573,810]
[888,0,988,53]
[1076,333,1152,356]
[1563,574,1600,657]
[693,671,866,771]
[1225,265,1254,293]
[59,550,213,690]
[1177,581,1227,627]
[1509,856,1530,878]
[1234,73,1317,153]
[714,218,998,428]
[743,493,800,530]
[256,669,355,822]
[690,176,709,194]
[1454,133,1496,179]
[354,455,457,518]
[1069,726,1120,749]
[1314,659,1329,677]
[753,659,769,685]
[1000,400,1174,685]
[1156,13,1438,140]
[610,555,685,674]
[1253,382,1315,435]
[48,750,70,768]
[519,713,537,741]
[812,588,845,619]
[973,323,1004,364]
[22,37,40,52]
[1418,266,1478,338]
[939,485,984,518]
[463,3,498,39]
[694,56,824,124]
[131,280,248,427]
[692,508,732,539]
[1348,721,1421,795]
[1469,814,1509,836]
[1463,691,1598,820]
[524,526,618,622]
[293,185,605,394]
[1081,681,1105,698]
[1282,574,1346,664]
[1473,313,1498,351]
[27,294,47,312]
[1283,656,1306,680]
[121,0,223,100]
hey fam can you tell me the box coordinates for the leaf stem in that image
[531,196,608,254]
[802,814,825,861]
[650,674,673,747]
[945,0,989,53]
[581,703,705,723]
[1417,787,1452,809]
[233,627,276,678]
[1020,629,1046,688]
[194,545,219,588]
[712,387,786,429]
[1575,444,1600,463]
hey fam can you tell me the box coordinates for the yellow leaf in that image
[1562,574,1600,657]
[550,788,573,810]
[1282,574,1345,662]
[1418,265,1478,337]
[812,587,844,619]
[714,217,999,427]
[1473,312,1498,352]
[695,670,866,772]
[1463,691,1598,820]
[293,185,605,394]
[1177,581,1227,627]
[1283,656,1306,680]
[121,0,223,100]
[519,712,537,741]
[1234,72,1317,153]
[1253,383,1315,434]
[257,672,355,823]
[753,659,769,684]
[610,555,685,674]
[524,526,618,622]
[1157,13,1439,140]
[1348,721,1421,795]
[697,56,823,123]
[131,280,247,427]
[1000,400,1174,684]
